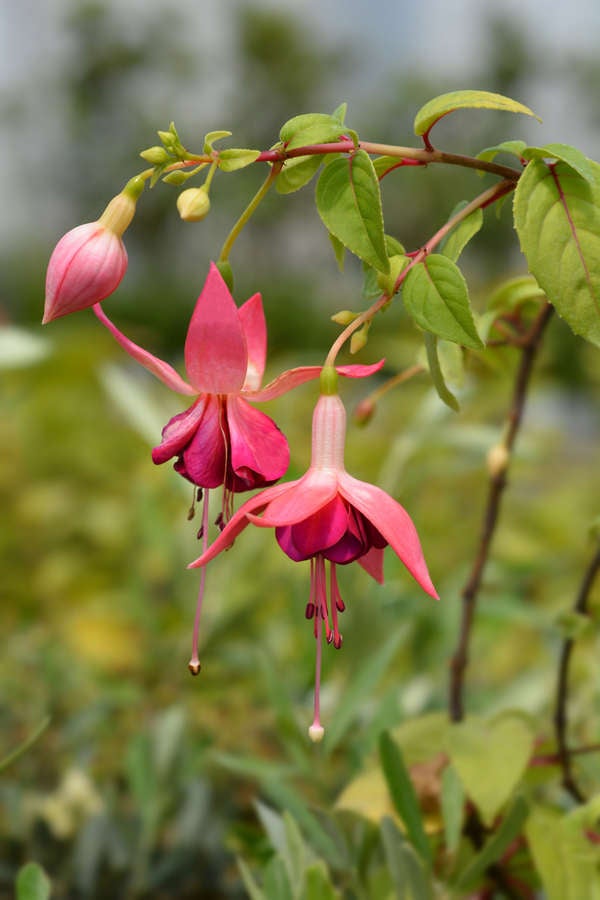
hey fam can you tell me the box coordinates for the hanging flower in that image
[189,376,438,740]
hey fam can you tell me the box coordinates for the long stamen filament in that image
[189,488,211,675]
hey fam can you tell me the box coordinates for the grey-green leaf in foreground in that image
[414,90,540,137]
[403,255,483,349]
[379,731,432,867]
[316,150,389,273]
[16,863,51,900]
[513,158,600,346]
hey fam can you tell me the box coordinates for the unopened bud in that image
[487,442,510,478]
[177,187,211,222]
[354,397,376,426]
[308,723,325,743]
[331,309,358,326]
[140,145,170,165]
[350,327,368,355]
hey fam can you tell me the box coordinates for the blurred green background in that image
[2,1,600,897]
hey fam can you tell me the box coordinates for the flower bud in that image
[354,397,376,426]
[486,442,510,478]
[176,187,211,222]
[140,145,170,165]
[43,185,140,324]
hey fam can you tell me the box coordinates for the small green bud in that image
[158,130,177,150]
[140,146,170,164]
[162,171,191,186]
[376,254,409,296]
[176,187,211,222]
[331,309,358,326]
[350,327,369,355]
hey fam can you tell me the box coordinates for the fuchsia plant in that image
[43,90,600,896]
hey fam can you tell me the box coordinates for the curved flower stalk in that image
[43,179,143,324]
[189,376,438,740]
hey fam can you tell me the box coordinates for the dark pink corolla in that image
[189,383,438,740]
[43,181,142,324]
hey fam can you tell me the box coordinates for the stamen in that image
[187,484,197,520]
[196,526,204,540]
[305,602,315,619]
[308,608,325,743]
[329,563,344,649]
[196,488,203,502]
[315,556,331,639]
[189,488,211,676]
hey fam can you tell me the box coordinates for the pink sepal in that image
[246,359,385,403]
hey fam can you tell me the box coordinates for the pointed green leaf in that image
[203,130,232,153]
[283,812,310,890]
[15,863,51,900]
[403,255,483,349]
[237,858,267,900]
[513,158,600,345]
[316,150,389,272]
[280,114,344,143]
[477,140,527,166]
[440,203,483,263]
[526,805,600,900]
[301,863,338,900]
[373,156,405,178]
[380,817,433,900]
[454,796,529,892]
[423,333,459,411]
[277,155,325,194]
[285,123,345,152]
[379,732,432,867]
[487,275,545,313]
[331,102,347,124]
[328,232,346,271]
[218,148,260,171]
[414,90,540,137]
[522,143,595,183]
[445,713,534,826]
[263,856,294,900]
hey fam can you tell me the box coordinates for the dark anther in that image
[334,635,343,649]
[196,488,203,502]
[305,602,315,619]
[196,526,204,540]
[336,597,345,612]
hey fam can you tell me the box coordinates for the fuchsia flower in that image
[43,183,142,324]
[189,380,438,740]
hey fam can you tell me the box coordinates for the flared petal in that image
[152,396,208,464]
[338,472,438,599]
[174,394,227,487]
[184,263,248,393]
[357,546,385,584]
[93,304,195,395]
[226,396,289,490]
[245,359,386,402]
[276,495,349,561]
[238,292,266,391]
[251,469,338,527]
[188,481,296,568]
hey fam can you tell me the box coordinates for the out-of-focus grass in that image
[2,309,600,896]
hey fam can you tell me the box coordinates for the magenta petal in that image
[175,395,226,487]
[357,547,385,584]
[188,481,294,568]
[238,292,266,391]
[281,495,349,561]
[93,305,195,395]
[256,469,338,526]
[338,472,438,599]
[184,263,248,393]
[152,396,208,464]
[226,396,289,490]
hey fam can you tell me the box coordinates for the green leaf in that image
[522,143,595,183]
[237,857,267,900]
[477,140,527,166]
[285,123,345,152]
[331,101,347,124]
[414,90,541,137]
[15,863,51,900]
[316,150,389,273]
[487,275,545,313]
[513,158,600,345]
[263,781,341,867]
[424,332,459,411]
[445,713,534,826]
[402,255,483,349]
[328,232,346,271]
[301,863,338,900]
[526,803,600,900]
[263,856,294,900]
[277,155,325,194]
[203,130,232,153]
[439,202,483,263]
[379,731,432,867]
[218,148,260,171]
[280,113,344,143]
[373,156,405,178]
[380,817,433,900]
[453,796,529,892]
[440,765,464,856]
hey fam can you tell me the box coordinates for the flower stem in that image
[218,164,282,263]
[448,302,554,723]
[553,542,600,802]
[324,179,515,368]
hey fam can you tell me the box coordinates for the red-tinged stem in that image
[448,302,554,723]
[324,179,515,368]
[553,543,600,802]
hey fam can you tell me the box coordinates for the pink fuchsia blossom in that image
[93,263,385,501]
[189,387,438,740]
[43,180,142,324]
